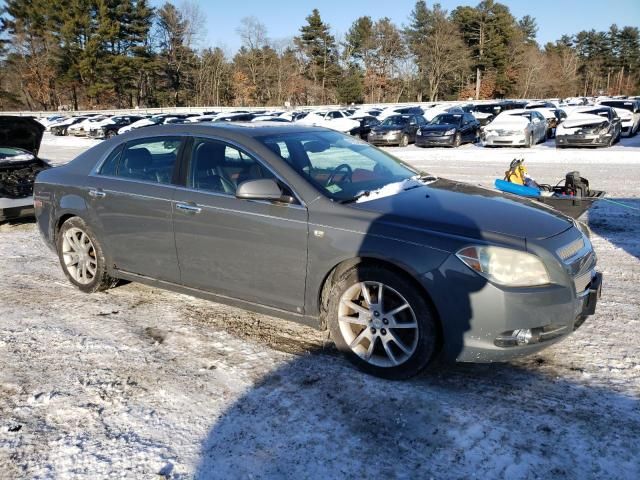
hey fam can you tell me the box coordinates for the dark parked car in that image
[1,117,50,221]
[367,114,426,146]
[416,113,480,147]
[349,116,381,140]
[88,116,145,139]
[34,124,602,379]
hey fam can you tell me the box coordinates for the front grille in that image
[574,270,594,293]
[557,237,585,261]
[568,138,596,144]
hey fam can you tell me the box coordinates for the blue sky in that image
[156,0,640,53]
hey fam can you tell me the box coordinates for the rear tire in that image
[57,217,117,293]
[327,265,439,379]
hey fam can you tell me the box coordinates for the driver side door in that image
[172,137,309,313]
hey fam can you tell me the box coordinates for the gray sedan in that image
[34,124,602,379]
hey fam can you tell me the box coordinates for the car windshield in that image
[381,116,409,127]
[256,130,419,202]
[509,112,535,121]
[582,108,610,118]
[0,147,35,161]
[430,114,462,125]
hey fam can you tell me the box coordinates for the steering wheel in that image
[325,164,353,186]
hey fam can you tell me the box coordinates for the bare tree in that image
[422,12,470,101]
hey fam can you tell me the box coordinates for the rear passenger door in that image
[172,137,308,313]
[89,136,183,282]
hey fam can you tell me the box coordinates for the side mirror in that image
[236,179,283,201]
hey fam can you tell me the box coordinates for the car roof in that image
[120,122,326,140]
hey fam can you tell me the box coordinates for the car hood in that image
[485,117,529,130]
[421,124,457,132]
[562,114,609,128]
[0,116,45,155]
[351,178,573,242]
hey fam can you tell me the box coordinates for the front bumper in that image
[482,133,527,146]
[416,134,454,146]
[556,133,611,147]
[422,254,602,363]
[368,133,402,145]
[0,196,34,221]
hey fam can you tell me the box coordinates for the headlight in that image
[456,246,550,287]
[445,129,456,135]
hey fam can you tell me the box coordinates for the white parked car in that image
[296,110,359,133]
[67,116,109,136]
[482,109,547,147]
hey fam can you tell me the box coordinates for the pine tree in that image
[295,9,341,104]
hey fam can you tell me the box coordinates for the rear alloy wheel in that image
[57,217,116,293]
[399,134,409,147]
[453,132,462,148]
[327,266,438,379]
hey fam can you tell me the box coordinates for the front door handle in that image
[88,189,106,198]
[176,203,202,214]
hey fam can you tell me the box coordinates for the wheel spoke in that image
[81,262,88,280]
[377,283,384,310]
[390,320,418,329]
[381,337,399,365]
[364,336,376,361]
[389,331,411,354]
[342,300,370,316]
[385,303,409,317]
[360,282,372,306]
[350,328,370,349]
[339,315,369,326]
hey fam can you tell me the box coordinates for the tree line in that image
[0,0,638,111]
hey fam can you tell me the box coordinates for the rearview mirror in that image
[236,179,284,201]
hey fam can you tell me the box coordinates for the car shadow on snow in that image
[194,183,638,479]
[193,352,639,479]
[587,198,640,260]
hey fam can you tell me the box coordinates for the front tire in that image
[57,217,116,293]
[327,265,439,379]
[453,132,462,148]
[399,134,409,147]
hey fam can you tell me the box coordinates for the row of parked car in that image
[39,96,640,149]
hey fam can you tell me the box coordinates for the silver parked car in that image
[34,124,602,379]
[482,109,548,147]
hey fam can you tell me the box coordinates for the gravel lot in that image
[1,133,639,479]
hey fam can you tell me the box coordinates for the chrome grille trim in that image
[574,269,594,294]
[557,237,586,262]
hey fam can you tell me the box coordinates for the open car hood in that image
[0,116,45,155]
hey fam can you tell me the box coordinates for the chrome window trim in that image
[89,132,307,209]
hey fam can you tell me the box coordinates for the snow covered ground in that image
[1,132,639,479]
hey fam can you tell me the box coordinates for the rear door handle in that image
[176,203,202,214]
[88,189,106,198]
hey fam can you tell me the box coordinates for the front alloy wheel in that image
[338,282,419,367]
[327,266,438,379]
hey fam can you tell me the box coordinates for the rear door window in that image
[101,137,182,184]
